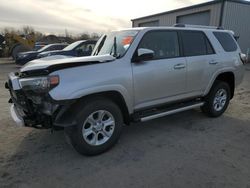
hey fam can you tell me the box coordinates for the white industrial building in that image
[131,0,250,53]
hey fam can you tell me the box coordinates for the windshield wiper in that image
[113,37,117,57]
[110,36,119,58]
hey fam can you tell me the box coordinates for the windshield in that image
[33,45,44,51]
[63,40,84,51]
[38,44,53,52]
[92,30,138,58]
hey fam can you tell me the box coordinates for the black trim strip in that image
[48,61,102,73]
[219,0,225,27]
[21,60,111,77]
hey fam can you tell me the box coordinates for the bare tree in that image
[90,32,100,39]
[22,26,34,35]
[79,33,90,40]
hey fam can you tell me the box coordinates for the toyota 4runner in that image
[6,25,245,155]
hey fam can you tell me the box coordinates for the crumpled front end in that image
[6,72,65,129]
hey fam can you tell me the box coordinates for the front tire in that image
[201,81,231,117]
[65,98,123,156]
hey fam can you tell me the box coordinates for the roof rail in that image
[173,24,224,30]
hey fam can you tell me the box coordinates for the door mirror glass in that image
[134,48,154,62]
[240,53,247,64]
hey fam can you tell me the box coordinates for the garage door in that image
[177,11,210,26]
[138,20,159,27]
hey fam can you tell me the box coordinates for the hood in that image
[39,50,64,56]
[40,55,74,60]
[20,54,116,73]
[18,51,37,55]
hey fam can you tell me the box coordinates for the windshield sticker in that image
[122,36,133,46]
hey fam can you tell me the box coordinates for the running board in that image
[140,102,204,122]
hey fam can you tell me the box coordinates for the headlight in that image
[19,54,28,58]
[19,75,59,93]
[38,53,50,58]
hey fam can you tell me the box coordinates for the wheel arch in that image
[54,90,132,127]
[206,71,235,99]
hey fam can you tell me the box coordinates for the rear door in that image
[180,30,218,95]
[132,30,187,109]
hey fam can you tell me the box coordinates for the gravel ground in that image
[0,58,250,188]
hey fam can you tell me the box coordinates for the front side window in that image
[75,43,95,56]
[76,43,95,52]
[48,45,58,51]
[138,30,180,59]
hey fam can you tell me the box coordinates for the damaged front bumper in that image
[10,104,25,127]
[6,73,76,129]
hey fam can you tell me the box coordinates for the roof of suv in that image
[130,26,232,32]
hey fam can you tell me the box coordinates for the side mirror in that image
[133,48,154,62]
[240,53,247,64]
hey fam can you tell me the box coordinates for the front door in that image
[132,30,187,110]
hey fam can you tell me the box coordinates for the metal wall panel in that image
[132,3,222,27]
[177,11,210,25]
[138,20,159,27]
[132,1,250,53]
[223,1,250,53]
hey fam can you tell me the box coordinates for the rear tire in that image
[201,81,231,117]
[65,97,123,156]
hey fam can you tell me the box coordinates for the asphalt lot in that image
[0,58,250,188]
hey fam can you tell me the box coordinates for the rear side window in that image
[138,30,180,60]
[181,31,214,56]
[213,32,238,52]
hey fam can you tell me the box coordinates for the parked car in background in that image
[33,42,47,51]
[33,45,45,51]
[0,46,3,57]
[15,43,68,65]
[37,40,97,59]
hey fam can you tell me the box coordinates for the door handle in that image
[174,64,185,69]
[209,60,218,65]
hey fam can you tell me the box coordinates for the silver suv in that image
[6,25,245,155]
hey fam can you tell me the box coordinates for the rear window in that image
[181,31,214,56]
[213,32,238,52]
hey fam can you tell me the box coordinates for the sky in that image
[0,0,210,35]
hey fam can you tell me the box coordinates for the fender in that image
[50,84,133,114]
[204,67,235,96]
[72,85,133,114]
[52,86,132,128]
